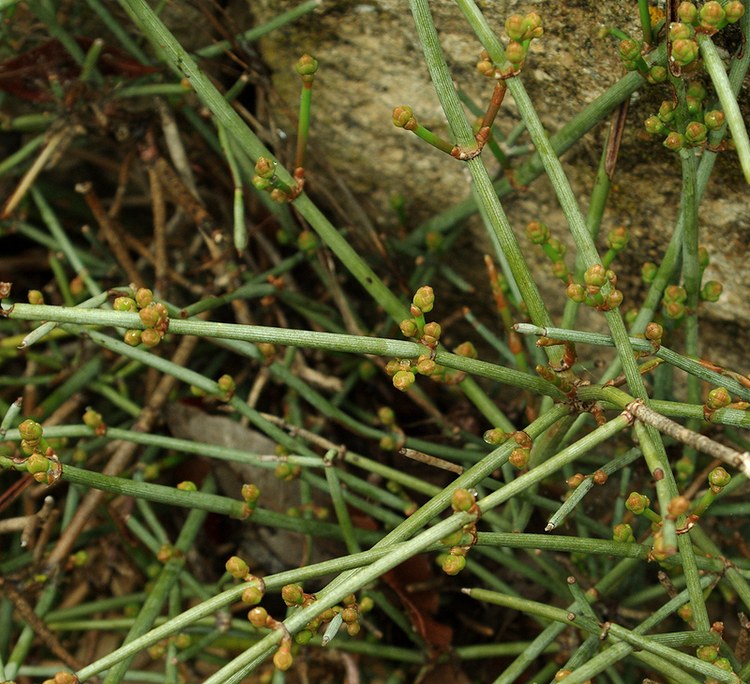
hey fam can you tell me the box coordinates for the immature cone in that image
[699,1,726,26]
[281,583,305,606]
[706,387,731,410]
[226,556,249,579]
[504,14,526,41]
[412,285,435,313]
[295,54,319,83]
[273,643,293,671]
[526,220,550,244]
[392,105,417,130]
[671,39,699,66]
[725,1,745,22]
[625,491,650,515]
[451,487,475,512]
[678,1,699,23]
[663,131,685,151]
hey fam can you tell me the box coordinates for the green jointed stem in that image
[217,122,247,253]
[412,123,456,155]
[8,304,561,397]
[296,83,313,170]
[698,32,750,184]
[637,0,654,45]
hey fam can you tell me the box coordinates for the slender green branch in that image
[698,33,750,184]
[7,304,561,397]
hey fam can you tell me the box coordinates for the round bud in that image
[677,2,698,23]
[140,328,161,348]
[451,488,475,512]
[483,428,508,445]
[399,319,418,338]
[725,1,745,22]
[241,483,260,504]
[701,280,723,302]
[641,262,657,283]
[607,226,629,251]
[453,341,478,358]
[392,105,416,129]
[647,65,667,84]
[566,282,586,303]
[668,22,693,40]
[295,54,319,78]
[135,288,153,308]
[526,220,550,244]
[708,466,731,488]
[505,14,526,41]
[422,321,442,341]
[704,109,725,130]
[685,121,707,144]
[114,296,137,312]
[671,38,699,67]
[392,369,415,392]
[665,284,687,302]
[25,289,45,305]
[242,585,264,606]
[645,322,663,341]
[509,447,530,469]
[19,418,43,442]
[706,387,731,410]
[618,39,641,63]
[699,1,725,26]
[659,100,676,123]
[415,357,436,375]
[625,491,650,515]
[584,264,607,288]
[612,523,635,543]
[225,556,249,579]
[606,289,624,309]
[281,583,305,606]
[254,157,276,180]
[412,285,435,313]
[123,329,142,346]
[297,229,318,252]
[663,131,685,151]
[82,408,103,430]
[441,553,466,576]
[505,41,526,67]
[273,644,293,671]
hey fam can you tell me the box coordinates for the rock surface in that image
[244,0,750,378]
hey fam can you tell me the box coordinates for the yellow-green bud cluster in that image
[16,419,62,484]
[118,288,168,349]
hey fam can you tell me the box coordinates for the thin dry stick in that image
[1,126,81,218]
[148,166,168,295]
[44,333,200,570]
[626,399,750,476]
[76,181,144,289]
[399,447,464,475]
[108,148,135,220]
